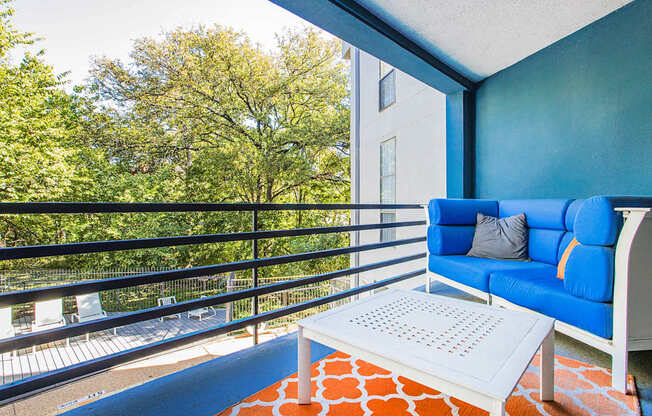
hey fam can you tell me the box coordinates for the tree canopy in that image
[85,25,349,204]
[0,2,351,275]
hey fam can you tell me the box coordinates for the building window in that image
[379,61,392,78]
[380,138,396,241]
[379,61,395,111]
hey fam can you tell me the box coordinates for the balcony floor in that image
[57,284,652,415]
[1,310,226,384]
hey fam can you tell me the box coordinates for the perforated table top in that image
[299,288,554,399]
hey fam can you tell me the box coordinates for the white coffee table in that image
[298,288,555,416]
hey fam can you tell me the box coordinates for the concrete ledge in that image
[64,333,334,416]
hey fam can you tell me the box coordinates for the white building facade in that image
[343,43,447,289]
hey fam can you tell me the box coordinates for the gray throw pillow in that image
[467,212,529,261]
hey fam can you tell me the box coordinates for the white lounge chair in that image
[0,307,15,340]
[0,307,16,357]
[73,293,116,341]
[157,296,181,322]
[187,297,217,321]
[32,299,67,353]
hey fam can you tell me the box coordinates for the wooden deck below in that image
[1,309,227,385]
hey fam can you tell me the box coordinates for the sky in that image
[11,0,331,88]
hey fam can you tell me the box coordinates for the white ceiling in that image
[355,0,632,82]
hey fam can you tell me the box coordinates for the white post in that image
[225,272,234,323]
[612,209,648,392]
[490,400,505,416]
[297,326,312,405]
[540,328,554,401]
[350,47,361,302]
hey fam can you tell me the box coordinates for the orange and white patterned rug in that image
[217,351,640,416]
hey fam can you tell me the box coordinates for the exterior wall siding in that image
[350,49,446,288]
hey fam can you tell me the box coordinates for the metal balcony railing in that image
[0,202,426,402]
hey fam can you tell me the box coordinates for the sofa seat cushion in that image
[428,255,552,292]
[489,268,613,339]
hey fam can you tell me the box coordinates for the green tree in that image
[0,0,87,258]
[86,26,350,204]
[0,1,80,203]
[0,11,351,278]
[78,25,351,272]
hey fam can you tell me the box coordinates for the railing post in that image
[252,208,259,345]
[225,272,233,323]
[352,206,361,301]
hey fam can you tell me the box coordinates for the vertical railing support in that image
[252,209,259,345]
[225,272,233,323]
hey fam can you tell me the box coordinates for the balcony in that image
[0,202,428,411]
[1,0,651,414]
[0,200,649,416]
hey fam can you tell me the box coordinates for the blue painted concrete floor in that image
[67,282,652,415]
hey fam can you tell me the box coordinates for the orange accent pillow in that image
[557,237,579,279]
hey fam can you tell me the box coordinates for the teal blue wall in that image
[475,0,652,199]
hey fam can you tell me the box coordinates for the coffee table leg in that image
[540,328,555,401]
[490,400,505,416]
[298,326,311,405]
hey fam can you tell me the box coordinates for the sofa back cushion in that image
[427,225,475,255]
[429,199,498,225]
[499,199,571,229]
[557,199,584,263]
[529,229,565,265]
[574,196,622,245]
[565,199,584,231]
[499,199,573,265]
[562,197,621,302]
[557,237,580,279]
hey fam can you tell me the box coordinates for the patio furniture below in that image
[158,296,182,322]
[425,196,652,392]
[0,307,15,357]
[0,308,15,340]
[297,289,555,416]
[0,309,228,384]
[32,299,67,353]
[73,293,116,340]
[188,297,217,321]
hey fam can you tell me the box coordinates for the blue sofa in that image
[425,196,652,391]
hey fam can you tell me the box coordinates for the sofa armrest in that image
[428,198,498,225]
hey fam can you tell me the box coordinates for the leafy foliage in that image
[85,25,349,204]
[0,3,351,277]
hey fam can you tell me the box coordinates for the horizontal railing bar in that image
[0,202,424,214]
[0,237,425,306]
[0,268,425,403]
[0,221,426,260]
[0,253,426,352]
